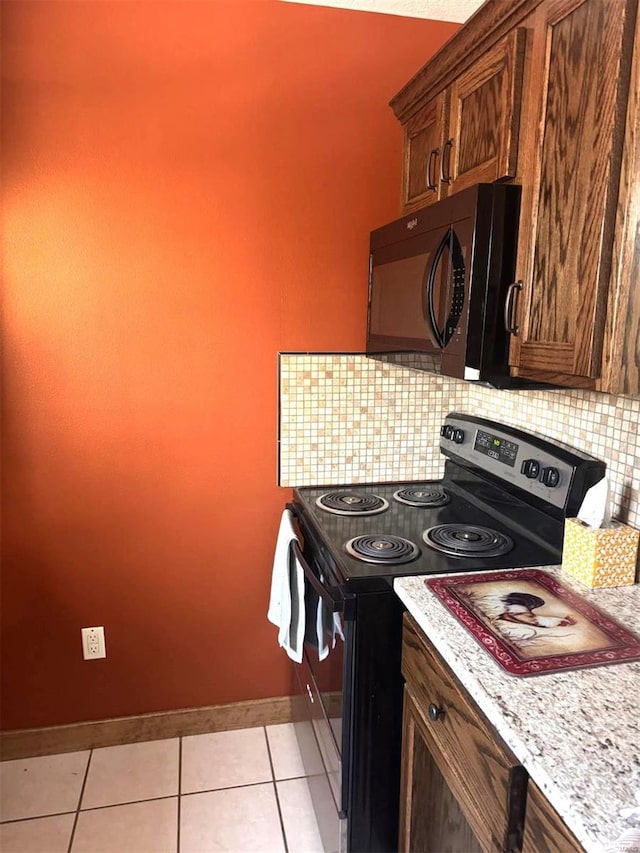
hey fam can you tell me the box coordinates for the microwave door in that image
[368,231,445,356]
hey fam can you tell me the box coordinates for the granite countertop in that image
[394,568,640,853]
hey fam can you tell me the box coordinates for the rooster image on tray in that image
[460,588,580,652]
[433,573,633,666]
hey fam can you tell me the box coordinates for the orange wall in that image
[0,0,457,729]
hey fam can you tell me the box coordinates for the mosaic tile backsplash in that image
[279,354,640,530]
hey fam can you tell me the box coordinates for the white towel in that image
[316,595,331,662]
[316,595,345,662]
[268,510,305,663]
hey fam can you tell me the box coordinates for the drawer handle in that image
[428,703,445,722]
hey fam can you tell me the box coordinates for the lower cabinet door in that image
[399,687,484,853]
[401,615,526,852]
[522,780,582,853]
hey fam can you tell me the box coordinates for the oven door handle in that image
[286,502,355,620]
[289,539,344,614]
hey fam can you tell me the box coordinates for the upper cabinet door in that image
[509,0,636,385]
[446,28,526,195]
[402,92,448,210]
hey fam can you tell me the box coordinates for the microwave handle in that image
[424,231,449,348]
[425,228,466,349]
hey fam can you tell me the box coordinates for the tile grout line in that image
[0,775,306,827]
[263,726,289,853]
[0,811,78,826]
[67,748,93,853]
[0,794,179,823]
[177,737,182,853]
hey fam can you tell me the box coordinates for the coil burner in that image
[393,485,451,508]
[423,524,513,558]
[344,534,419,564]
[316,492,389,516]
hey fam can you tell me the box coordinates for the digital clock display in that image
[474,430,519,467]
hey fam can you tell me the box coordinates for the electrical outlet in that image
[81,626,106,660]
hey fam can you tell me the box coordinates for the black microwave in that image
[367,183,522,387]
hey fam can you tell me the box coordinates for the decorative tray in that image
[426,569,640,676]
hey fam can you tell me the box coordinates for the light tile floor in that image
[0,724,325,853]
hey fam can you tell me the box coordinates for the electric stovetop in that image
[294,471,563,587]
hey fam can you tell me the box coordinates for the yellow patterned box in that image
[562,518,639,588]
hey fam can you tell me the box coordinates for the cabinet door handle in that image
[504,281,523,335]
[428,703,445,722]
[426,148,439,191]
[440,139,454,184]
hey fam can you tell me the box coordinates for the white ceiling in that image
[279,0,484,24]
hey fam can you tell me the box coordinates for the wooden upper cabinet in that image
[447,28,525,195]
[509,0,637,387]
[392,0,640,393]
[401,30,525,211]
[403,92,448,209]
[601,5,640,395]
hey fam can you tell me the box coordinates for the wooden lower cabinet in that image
[522,780,583,853]
[400,614,526,852]
[400,614,583,852]
[400,686,485,852]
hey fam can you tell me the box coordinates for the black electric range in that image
[287,413,606,853]
[293,413,605,593]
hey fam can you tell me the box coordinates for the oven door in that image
[288,505,354,852]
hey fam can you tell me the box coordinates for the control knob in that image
[521,459,540,479]
[541,466,560,488]
[453,428,465,444]
[441,425,455,440]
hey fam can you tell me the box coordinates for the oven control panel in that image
[439,413,605,515]
[473,429,519,468]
